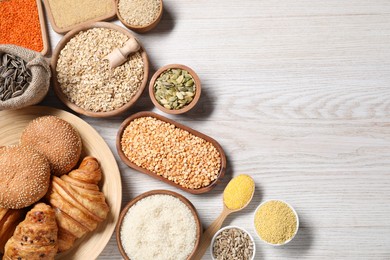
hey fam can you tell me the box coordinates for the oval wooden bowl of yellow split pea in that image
[116,190,202,260]
[116,111,226,194]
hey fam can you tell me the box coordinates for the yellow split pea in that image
[223,174,255,210]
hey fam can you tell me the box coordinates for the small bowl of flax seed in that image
[149,64,201,115]
[51,22,149,118]
[211,226,256,260]
[116,0,163,33]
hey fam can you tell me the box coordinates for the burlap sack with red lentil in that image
[0,44,50,110]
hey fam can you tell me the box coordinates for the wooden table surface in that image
[40,0,390,259]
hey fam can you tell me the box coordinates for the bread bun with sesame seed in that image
[20,116,82,177]
[0,145,50,209]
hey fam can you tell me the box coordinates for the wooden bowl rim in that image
[148,64,202,115]
[36,0,50,55]
[51,22,149,118]
[115,189,202,260]
[115,0,163,33]
[42,0,117,34]
[116,111,226,194]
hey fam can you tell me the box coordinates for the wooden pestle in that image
[103,37,140,69]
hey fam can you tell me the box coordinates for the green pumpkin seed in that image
[154,68,197,110]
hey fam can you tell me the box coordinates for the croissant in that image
[3,203,58,260]
[0,208,26,254]
[46,156,109,252]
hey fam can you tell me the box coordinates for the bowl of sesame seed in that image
[116,0,163,33]
[51,22,149,117]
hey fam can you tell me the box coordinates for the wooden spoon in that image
[103,37,140,69]
[192,176,255,260]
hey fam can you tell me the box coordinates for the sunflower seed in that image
[0,53,31,101]
[2,69,14,78]
[12,90,23,98]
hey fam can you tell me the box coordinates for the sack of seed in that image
[0,44,51,110]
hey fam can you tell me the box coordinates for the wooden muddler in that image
[104,37,140,69]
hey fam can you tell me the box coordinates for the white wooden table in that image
[42,0,390,259]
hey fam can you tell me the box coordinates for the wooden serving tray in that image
[36,0,49,55]
[42,0,117,34]
[116,111,227,194]
[0,106,122,260]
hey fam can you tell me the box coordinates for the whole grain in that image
[254,200,298,245]
[47,0,114,29]
[223,174,255,210]
[120,194,197,260]
[118,0,161,27]
[56,28,144,112]
[120,116,221,189]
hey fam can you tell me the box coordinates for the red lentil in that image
[0,0,43,52]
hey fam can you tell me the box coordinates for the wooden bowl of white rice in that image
[116,190,202,260]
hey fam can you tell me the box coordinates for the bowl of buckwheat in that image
[51,22,149,117]
[211,226,256,260]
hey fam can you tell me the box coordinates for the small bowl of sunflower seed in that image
[149,64,201,115]
[211,226,256,260]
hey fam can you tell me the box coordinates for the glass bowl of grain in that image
[51,22,149,117]
[116,0,163,33]
[253,199,299,246]
[116,189,202,260]
[211,226,256,260]
[149,64,201,115]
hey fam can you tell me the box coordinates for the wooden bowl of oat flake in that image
[51,22,149,117]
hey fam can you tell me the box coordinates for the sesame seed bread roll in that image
[0,145,50,209]
[20,116,82,176]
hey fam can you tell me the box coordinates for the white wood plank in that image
[37,0,390,259]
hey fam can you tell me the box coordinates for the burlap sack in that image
[0,44,50,110]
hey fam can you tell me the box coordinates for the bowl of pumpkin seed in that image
[149,64,201,114]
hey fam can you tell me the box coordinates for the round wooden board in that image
[0,106,122,259]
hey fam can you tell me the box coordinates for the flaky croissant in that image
[46,156,109,252]
[3,203,58,260]
[0,208,26,254]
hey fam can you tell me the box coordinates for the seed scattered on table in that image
[120,116,221,189]
[56,28,144,112]
[213,228,254,260]
[0,53,31,101]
